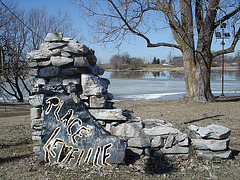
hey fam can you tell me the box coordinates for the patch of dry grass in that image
[0,98,239,179]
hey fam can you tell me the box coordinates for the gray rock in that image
[80,94,89,100]
[33,145,41,153]
[74,56,89,67]
[164,135,175,148]
[61,67,87,76]
[88,109,127,121]
[126,147,143,156]
[78,43,90,54]
[30,107,42,120]
[29,68,38,76]
[90,65,105,75]
[143,125,180,136]
[125,121,144,137]
[48,78,64,85]
[105,123,111,132]
[51,56,73,66]
[197,124,231,139]
[31,78,47,88]
[62,78,80,85]
[51,49,61,56]
[151,136,164,148]
[32,135,41,141]
[196,150,232,159]
[144,148,151,156]
[176,134,189,147]
[188,124,199,132]
[31,118,43,130]
[89,95,107,108]
[63,41,89,55]
[32,131,42,136]
[191,138,230,151]
[40,93,126,166]
[143,119,166,127]
[61,51,71,57]
[86,54,97,66]
[35,78,47,86]
[106,93,114,100]
[178,138,189,147]
[114,123,126,137]
[176,133,188,142]
[81,74,107,96]
[45,32,63,42]
[27,50,51,60]
[47,42,67,50]
[38,60,52,67]
[29,94,44,107]
[128,138,150,148]
[28,61,38,67]
[39,67,59,78]
[161,145,189,154]
[63,45,80,54]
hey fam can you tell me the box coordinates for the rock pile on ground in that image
[27,33,126,166]
[189,124,232,159]
[108,118,190,158]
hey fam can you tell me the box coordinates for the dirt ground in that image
[0,97,239,179]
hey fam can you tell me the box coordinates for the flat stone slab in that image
[45,32,63,42]
[191,138,230,151]
[196,150,232,159]
[143,125,180,136]
[40,92,125,167]
[161,145,189,154]
[189,124,231,140]
[128,138,150,148]
[88,109,127,121]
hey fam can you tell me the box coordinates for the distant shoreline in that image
[99,64,239,72]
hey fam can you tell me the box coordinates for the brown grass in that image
[0,98,239,179]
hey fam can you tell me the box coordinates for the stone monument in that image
[28,33,126,166]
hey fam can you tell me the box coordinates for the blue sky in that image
[17,0,239,63]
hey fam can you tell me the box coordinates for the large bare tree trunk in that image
[183,49,214,102]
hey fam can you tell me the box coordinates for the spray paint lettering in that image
[43,97,113,166]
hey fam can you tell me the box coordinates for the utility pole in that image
[215,23,230,97]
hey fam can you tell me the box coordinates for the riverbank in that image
[99,63,239,72]
[0,97,239,179]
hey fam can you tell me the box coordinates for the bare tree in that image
[129,58,143,70]
[0,9,30,102]
[73,0,240,102]
[0,2,79,102]
[27,8,79,50]
[110,54,126,70]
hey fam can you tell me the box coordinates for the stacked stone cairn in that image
[27,33,127,166]
[189,124,232,159]
[28,33,232,167]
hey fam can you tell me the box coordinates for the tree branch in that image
[195,0,203,34]
[108,0,181,50]
[214,3,240,29]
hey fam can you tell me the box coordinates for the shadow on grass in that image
[0,153,33,164]
[124,149,174,175]
[231,150,240,159]
[184,115,224,124]
[215,96,240,102]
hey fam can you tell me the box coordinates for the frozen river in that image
[101,70,240,102]
[1,70,239,102]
